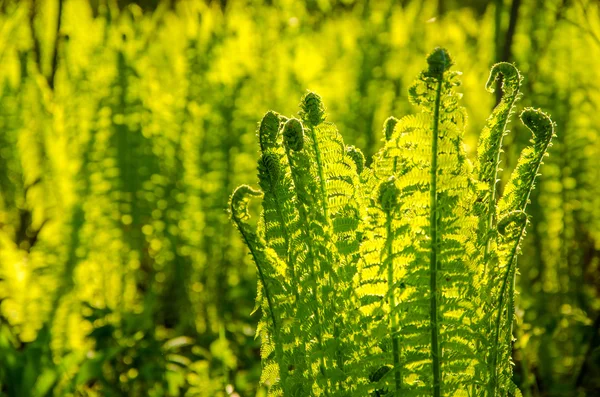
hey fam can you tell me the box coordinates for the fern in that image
[233,47,556,396]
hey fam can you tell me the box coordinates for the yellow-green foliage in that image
[0,0,598,396]
[232,49,555,396]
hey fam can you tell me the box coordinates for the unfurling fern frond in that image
[487,108,555,396]
[230,48,555,397]
[475,62,523,274]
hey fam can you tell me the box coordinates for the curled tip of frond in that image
[425,47,453,79]
[497,210,528,236]
[283,118,304,151]
[345,145,365,174]
[299,91,326,126]
[485,62,522,94]
[259,111,282,151]
[259,152,281,184]
[378,176,399,211]
[520,108,555,142]
[230,185,263,222]
[383,116,399,141]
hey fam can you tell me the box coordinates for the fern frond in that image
[487,109,555,395]
[475,62,523,275]
[232,50,554,397]
[230,184,300,391]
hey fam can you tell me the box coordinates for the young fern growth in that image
[229,185,292,391]
[366,48,480,396]
[489,109,555,396]
[476,62,523,275]
[230,48,555,397]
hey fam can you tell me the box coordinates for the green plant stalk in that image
[385,212,402,394]
[429,78,443,397]
[506,260,517,357]
[236,225,277,332]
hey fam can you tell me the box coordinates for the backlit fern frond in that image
[231,48,555,397]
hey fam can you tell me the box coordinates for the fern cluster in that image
[231,48,555,396]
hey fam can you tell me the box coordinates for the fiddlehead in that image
[282,117,304,152]
[346,145,365,175]
[256,110,304,295]
[298,91,330,221]
[299,91,326,128]
[259,110,283,152]
[378,176,399,212]
[424,47,453,80]
[282,101,365,393]
[498,108,555,215]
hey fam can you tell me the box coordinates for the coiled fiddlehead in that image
[299,91,326,127]
[259,111,283,152]
[346,145,365,175]
[499,108,555,215]
[424,47,453,80]
[230,185,262,222]
[283,118,304,152]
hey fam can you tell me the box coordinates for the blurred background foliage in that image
[0,0,598,395]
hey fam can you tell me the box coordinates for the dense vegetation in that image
[232,52,556,396]
[0,0,598,396]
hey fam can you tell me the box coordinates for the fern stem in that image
[385,212,402,394]
[429,78,443,397]
[506,260,517,353]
